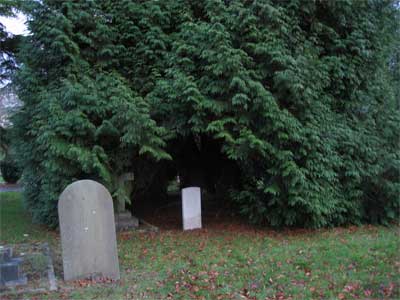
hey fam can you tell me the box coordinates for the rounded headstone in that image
[58,180,120,281]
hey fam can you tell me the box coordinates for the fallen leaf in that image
[364,289,372,297]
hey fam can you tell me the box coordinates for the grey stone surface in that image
[114,172,138,231]
[116,172,134,213]
[0,247,27,287]
[43,243,57,291]
[58,180,120,281]
[182,187,202,230]
[0,247,12,263]
[0,260,26,286]
[115,211,139,231]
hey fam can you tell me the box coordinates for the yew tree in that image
[11,0,399,227]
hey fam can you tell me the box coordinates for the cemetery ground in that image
[0,191,399,300]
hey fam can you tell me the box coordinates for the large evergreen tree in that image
[12,0,399,227]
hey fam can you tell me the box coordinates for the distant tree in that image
[0,0,23,85]
[12,0,400,227]
[0,86,21,127]
[0,2,23,183]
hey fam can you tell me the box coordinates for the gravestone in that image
[0,246,27,287]
[182,187,202,230]
[58,180,120,281]
[115,172,139,231]
[0,243,57,295]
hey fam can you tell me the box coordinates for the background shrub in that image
[0,156,21,184]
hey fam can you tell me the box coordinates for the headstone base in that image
[1,271,27,288]
[115,212,139,231]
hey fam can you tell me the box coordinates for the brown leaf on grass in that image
[382,282,395,297]
[119,232,131,240]
[265,291,290,300]
[290,279,305,287]
[250,282,259,290]
[59,290,70,300]
[269,277,273,284]
[347,263,357,270]
[343,282,360,293]
[192,285,199,292]
[198,241,206,251]
[240,288,258,300]
[175,282,180,292]
[156,281,164,287]
[198,271,207,276]
[363,289,372,297]
[209,270,219,278]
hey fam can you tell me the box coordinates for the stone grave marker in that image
[182,187,202,230]
[115,172,139,231]
[0,243,57,295]
[58,180,120,281]
[0,246,27,288]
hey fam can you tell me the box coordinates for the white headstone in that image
[182,187,202,230]
[58,180,120,281]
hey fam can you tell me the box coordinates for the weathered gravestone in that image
[0,243,57,294]
[182,187,202,230]
[115,172,139,231]
[0,246,27,287]
[58,180,120,281]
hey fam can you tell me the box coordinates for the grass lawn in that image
[0,192,399,299]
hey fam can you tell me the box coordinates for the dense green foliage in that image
[11,0,400,227]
